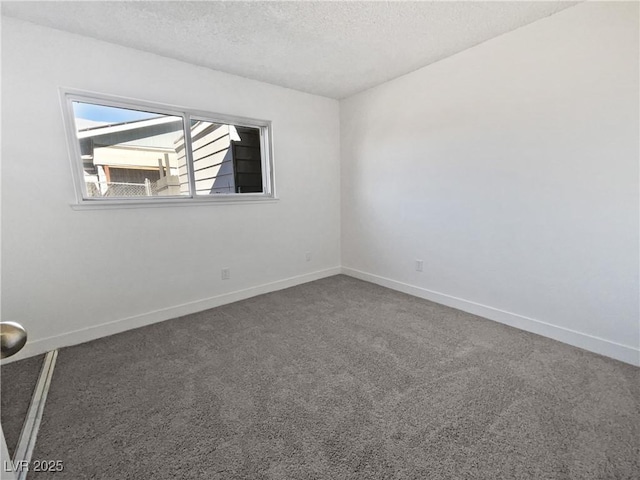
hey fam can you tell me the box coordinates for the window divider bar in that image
[183,113,197,198]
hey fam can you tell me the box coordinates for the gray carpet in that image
[1,354,44,458]
[29,275,639,479]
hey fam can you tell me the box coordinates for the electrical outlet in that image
[305,252,312,262]
[221,268,231,280]
[415,260,423,272]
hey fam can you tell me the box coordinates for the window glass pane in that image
[187,119,263,195]
[72,102,188,198]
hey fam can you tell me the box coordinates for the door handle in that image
[0,322,27,359]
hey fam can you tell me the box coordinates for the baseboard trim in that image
[5,267,342,363]
[6,265,638,367]
[341,267,640,367]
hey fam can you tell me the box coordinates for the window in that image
[62,91,274,204]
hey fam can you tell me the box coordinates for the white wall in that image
[3,3,638,367]
[341,2,639,365]
[1,18,341,359]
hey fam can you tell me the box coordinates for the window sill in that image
[70,195,280,210]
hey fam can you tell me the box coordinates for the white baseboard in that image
[6,265,638,367]
[341,267,640,367]
[5,267,342,363]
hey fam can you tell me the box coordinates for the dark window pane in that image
[183,120,263,195]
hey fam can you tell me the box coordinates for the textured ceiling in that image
[2,1,579,99]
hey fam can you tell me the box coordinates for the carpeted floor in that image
[27,275,639,479]
[1,354,44,458]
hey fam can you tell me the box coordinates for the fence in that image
[87,180,160,197]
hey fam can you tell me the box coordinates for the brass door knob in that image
[0,322,27,359]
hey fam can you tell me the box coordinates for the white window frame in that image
[60,89,276,208]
